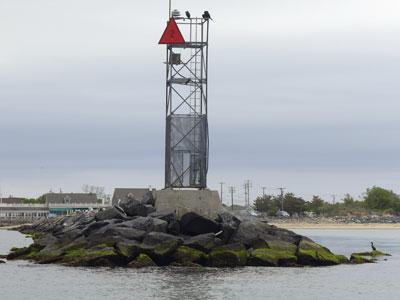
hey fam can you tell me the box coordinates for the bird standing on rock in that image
[185,11,191,19]
[371,241,377,251]
[202,11,212,20]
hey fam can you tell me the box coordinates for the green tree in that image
[253,195,279,216]
[364,186,400,211]
[282,193,306,215]
[305,196,326,215]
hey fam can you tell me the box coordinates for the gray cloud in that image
[0,0,399,203]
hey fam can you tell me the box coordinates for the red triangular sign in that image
[159,18,185,44]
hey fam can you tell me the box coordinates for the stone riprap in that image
[5,193,379,268]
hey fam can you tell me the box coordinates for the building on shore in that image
[0,192,108,221]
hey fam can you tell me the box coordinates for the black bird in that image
[202,11,212,20]
[371,241,377,251]
[185,11,191,19]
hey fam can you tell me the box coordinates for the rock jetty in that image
[6,192,363,268]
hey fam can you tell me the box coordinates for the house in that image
[43,193,98,205]
[0,197,25,204]
[112,188,154,206]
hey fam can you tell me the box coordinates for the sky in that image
[0,0,399,205]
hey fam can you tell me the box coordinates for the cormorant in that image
[202,11,212,20]
[371,241,377,251]
[185,11,191,19]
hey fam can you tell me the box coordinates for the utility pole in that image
[262,186,267,197]
[331,194,336,205]
[244,180,252,208]
[229,186,236,211]
[219,182,225,203]
[278,187,286,211]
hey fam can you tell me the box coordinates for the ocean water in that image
[0,228,399,300]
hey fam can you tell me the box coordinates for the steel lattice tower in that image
[160,15,210,189]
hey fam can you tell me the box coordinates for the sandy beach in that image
[269,222,400,230]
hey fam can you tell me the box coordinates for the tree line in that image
[253,186,400,217]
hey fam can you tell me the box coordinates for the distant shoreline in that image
[269,222,400,230]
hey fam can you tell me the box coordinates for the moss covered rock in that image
[297,240,341,266]
[115,241,141,261]
[128,253,157,268]
[248,248,297,267]
[350,250,390,264]
[62,244,121,267]
[208,243,248,267]
[173,246,208,266]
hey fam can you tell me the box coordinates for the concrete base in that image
[154,189,222,220]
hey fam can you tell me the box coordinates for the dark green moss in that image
[173,246,208,265]
[248,248,297,267]
[208,244,248,267]
[128,253,157,268]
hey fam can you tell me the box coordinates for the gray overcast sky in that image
[0,0,399,204]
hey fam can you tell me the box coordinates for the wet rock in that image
[297,239,341,266]
[173,246,207,266]
[82,221,110,237]
[140,191,155,206]
[180,212,220,236]
[248,248,297,267]
[183,233,223,253]
[208,243,248,267]
[215,211,242,243]
[350,250,390,264]
[128,253,157,268]
[0,260,6,264]
[95,207,126,222]
[115,240,141,260]
[118,217,168,233]
[231,220,303,245]
[62,244,123,267]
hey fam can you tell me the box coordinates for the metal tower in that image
[160,13,210,189]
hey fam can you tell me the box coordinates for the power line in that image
[244,180,252,208]
[262,186,267,197]
[229,186,236,211]
[219,182,225,203]
[277,187,286,211]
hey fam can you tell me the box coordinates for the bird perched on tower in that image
[185,11,191,19]
[202,11,212,20]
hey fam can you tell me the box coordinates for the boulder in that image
[82,221,110,237]
[183,233,223,253]
[145,205,156,215]
[142,232,183,264]
[350,250,389,264]
[215,212,241,243]
[62,244,123,267]
[140,191,155,206]
[0,260,6,264]
[143,232,183,246]
[95,207,126,222]
[208,243,248,267]
[151,213,181,235]
[102,226,146,242]
[118,196,154,217]
[297,239,341,266]
[248,248,297,267]
[128,253,157,268]
[115,240,141,260]
[231,220,303,245]
[173,246,208,266]
[118,217,167,233]
[180,212,220,236]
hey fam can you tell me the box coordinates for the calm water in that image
[0,228,399,300]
